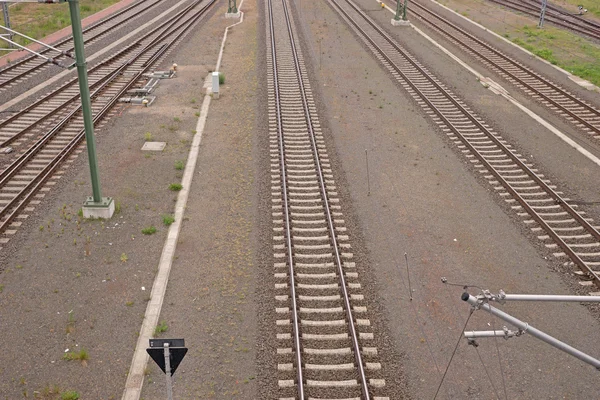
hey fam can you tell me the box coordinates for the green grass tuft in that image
[61,390,80,400]
[63,348,88,362]
[153,321,168,337]
[141,226,157,235]
[162,215,175,226]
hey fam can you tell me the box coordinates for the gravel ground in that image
[140,1,262,398]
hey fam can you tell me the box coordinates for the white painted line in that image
[216,0,246,72]
[424,0,599,92]
[120,2,247,399]
[0,0,192,114]
[377,0,600,168]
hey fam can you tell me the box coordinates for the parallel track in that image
[485,0,600,41]
[266,0,388,398]
[0,0,215,249]
[329,0,600,289]
[0,0,165,91]
[404,0,600,143]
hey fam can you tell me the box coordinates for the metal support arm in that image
[462,292,600,370]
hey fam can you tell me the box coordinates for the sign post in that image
[147,338,188,399]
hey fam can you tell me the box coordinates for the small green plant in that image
[144,132,153,141]
[162,215,175,226]
[63,348,88,362]
[61,390,80,400]
[39,225,44,231]
[169,183,183,191]
[141,226,157,235]
[194,112,200,117]
[218,73,225,85]
[153,321,168,337]
[173,117,181,122]
[135,204,139,211]
[115,201,122,214]
[120,253,128,262]
[77,208,83,217]
[15,264,23,270]
[190,98,197,104]
[174,160,184,170]
[0,285,4,293]
[41,385,61,396]
[125,301,134,307]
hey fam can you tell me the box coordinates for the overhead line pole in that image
[538,0,548,28]
[2,0,114,218]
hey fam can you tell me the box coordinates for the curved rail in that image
[0,0,215,239]
[406,0,600,142]
[0,0,165,91]
[484,0,600,41]
[329,0,600,287]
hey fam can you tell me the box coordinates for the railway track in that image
[0,0,166,92]
[328,0,600,289]
[266,0,389,398]
[0,0,216,249]
[484,0,600,41]
[403,0,600,143]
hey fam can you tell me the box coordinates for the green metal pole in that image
[228,0,237,13]
[394,0,402,20]
[402,0,408,21]
[68,0,102,203]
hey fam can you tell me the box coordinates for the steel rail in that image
[0,0,215,232]
[267,0,304,396]
[0,42,138,131]
[493,0,600,33]
[0,0,162,89]
[330,0,600,286]
[484,0,600,40]
[0,0,203,148]
[0,45,140,147]
[408,0,600,138]
[280,0,371,397]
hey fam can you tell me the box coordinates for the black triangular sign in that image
[146,347,188,375]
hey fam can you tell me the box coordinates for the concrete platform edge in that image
[120,2,247,398]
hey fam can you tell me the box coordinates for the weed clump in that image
[162,215,175,226]
[141,226,157,235]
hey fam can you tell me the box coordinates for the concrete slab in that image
[141,142,166,151]
[82,197,115,219]
[391,19,410,26]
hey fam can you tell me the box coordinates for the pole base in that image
[82,197,115,219]
[391,18,410,26]
[225,11,240,18]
